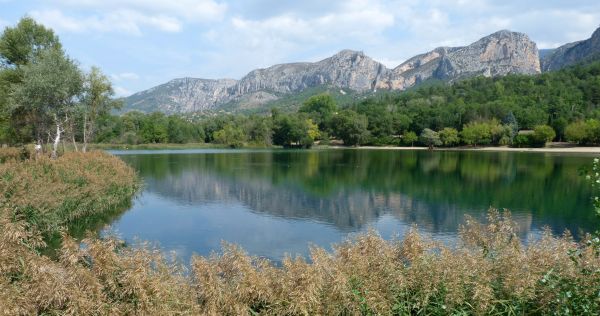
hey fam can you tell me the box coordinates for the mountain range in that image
[122,27,600,114]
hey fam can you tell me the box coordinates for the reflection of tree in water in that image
[121,150,598,237]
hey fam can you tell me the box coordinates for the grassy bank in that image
[1,149,599,315]
[0,150,140,235]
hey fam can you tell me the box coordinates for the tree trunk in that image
[52,120,61,159]
[82,113,87,153]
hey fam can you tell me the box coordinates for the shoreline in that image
[325,145,600,154]
[86,142,600,154]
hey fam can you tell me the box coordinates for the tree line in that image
[0,17,118,157]
[3,17,600,150]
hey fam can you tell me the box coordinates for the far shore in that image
[336,145,600,154]
[72,142,600,154]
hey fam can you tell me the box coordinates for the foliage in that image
[532,125,556,147]
[213,124,246,148]
[331,110,369,146]
[299,93,337,132]
[272,113,318,148]
[565,119,600,145]
[402,131,418,146]
[80,66,119,151]
[420,128,441,148]
[461,121,493,146]
[439,127,460,147]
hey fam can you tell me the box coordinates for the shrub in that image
[420,128,441,148]
[402,131,418,147]
[439,127,460,147]
[0,147,24,162]
[532,125,556,147]
[513,134,532,148]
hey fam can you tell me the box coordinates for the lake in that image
[100,149,598,262]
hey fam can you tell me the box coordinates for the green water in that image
[104,149,598,261]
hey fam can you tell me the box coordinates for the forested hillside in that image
[95,59,600,148]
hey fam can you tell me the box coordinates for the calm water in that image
[100,149,598,262]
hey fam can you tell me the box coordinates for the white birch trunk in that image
[52,120,61,159]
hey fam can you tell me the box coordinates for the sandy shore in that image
[327,145,600,154]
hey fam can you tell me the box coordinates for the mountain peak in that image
[122,28,563,114]
[541,25,600,71]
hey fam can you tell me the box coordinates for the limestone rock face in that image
[386,30,540,90]
[123,30,542,113]
[541,27,600,71]
[124,78,237,114]
[230,50,390,96]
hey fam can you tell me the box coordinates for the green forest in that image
[94,60,600,148]
[2,17,600,150]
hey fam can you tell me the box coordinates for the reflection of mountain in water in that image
[144,162,532,236]
[122,150,596,239]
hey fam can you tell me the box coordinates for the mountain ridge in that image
[123,28,600,114]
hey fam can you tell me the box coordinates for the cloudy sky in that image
[2,0,599,96]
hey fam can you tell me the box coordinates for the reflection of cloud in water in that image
[109,150,596,261]
[144,168,536,238]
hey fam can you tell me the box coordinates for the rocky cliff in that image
[124,77,237,113]
[541,27,600,71]
[123,30,541,114]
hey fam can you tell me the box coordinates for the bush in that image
[402,131,418,146]
[512,134,532,148]
[420,128,441,148]
[565,119,600,145]
[0,147,25,162]
[439,127,460,147]
[531,125,556,147]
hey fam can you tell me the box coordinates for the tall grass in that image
[1,152,599,315]
[0,151,140,235]
[1,210,599,315]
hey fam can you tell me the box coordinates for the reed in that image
[1,152,598,315]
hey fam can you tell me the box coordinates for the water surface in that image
[103,149,598,262]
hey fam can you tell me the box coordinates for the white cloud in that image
[54,0,227,22]
[113,86,132,97]
[111,72,140,81]
[31,9,182,34]
[29,0,227,35]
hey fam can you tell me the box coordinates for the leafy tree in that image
[12,47,82,157]
[299,93,337,132]
[272,114,317,148]
[565,121,588,144]
[403,131,418,147]
[420,128,441,149]
[461,122,492,146]
[532,125,556,147]
[0,16,61,67]
[81,66,119,151]
[331,110,369,146]
[439,127,459,147]
[213,124,245,148]
[0,16,62,143]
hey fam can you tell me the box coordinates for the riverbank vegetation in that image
[2,206,599,314]
[0,150,139,236]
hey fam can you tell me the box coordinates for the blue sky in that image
[2,0,599,96]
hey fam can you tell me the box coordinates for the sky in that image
[1,0,600,97]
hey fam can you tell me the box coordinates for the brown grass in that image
[1,209,599,315]
[0,151,139,234]
[1,152,599,315]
